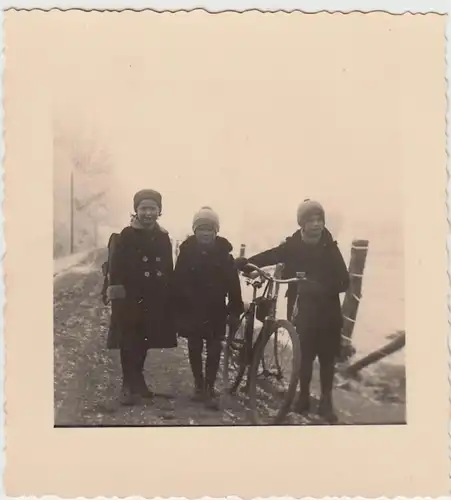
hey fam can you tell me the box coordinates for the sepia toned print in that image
[51,11,408,428]
[4,9,449,498]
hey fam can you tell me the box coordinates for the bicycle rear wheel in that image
[222,312,251,394]
[247,319,301,425]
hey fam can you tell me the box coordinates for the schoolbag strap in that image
[100,232,120,305]
[101,272,109,305]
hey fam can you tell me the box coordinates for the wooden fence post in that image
[341,331,405,377]
[340,239,369,360]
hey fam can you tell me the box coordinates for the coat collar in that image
[180,235,233,255]
[290,227,336,248]
[130,215,167,233]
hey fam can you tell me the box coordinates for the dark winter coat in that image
[246,228,349,355]
[107,219,177,350]
[173,236,244,340]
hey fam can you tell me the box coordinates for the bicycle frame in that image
[225,263,307,394]
[238,263,299,370]
[242,264,306,321]
[223,262,310,423]
[240,277,269,366]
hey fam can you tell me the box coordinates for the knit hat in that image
[133,189,162,212]
[297,199,325,227]
[192,206,220,233]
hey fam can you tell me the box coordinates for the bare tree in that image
[53,118,115,256]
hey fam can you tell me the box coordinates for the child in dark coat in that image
[236,199,349,423]
[107,189,177,405]
[173,207,244,410]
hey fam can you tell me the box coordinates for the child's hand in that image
[246,270,260,280]
[234,257,249,270]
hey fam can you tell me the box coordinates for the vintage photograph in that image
[52,11,407,427]
[5,6,449,497]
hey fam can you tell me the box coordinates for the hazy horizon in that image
[52,13,403,254]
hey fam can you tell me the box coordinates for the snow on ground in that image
[53,253,405,426]
[54,250,96,277]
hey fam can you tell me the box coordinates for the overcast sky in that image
[51,12,403,251]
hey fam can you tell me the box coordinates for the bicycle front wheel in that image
[247,319,301,425]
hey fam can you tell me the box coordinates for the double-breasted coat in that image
[107,219,177,350]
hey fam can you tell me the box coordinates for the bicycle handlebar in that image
[242,263,307,284]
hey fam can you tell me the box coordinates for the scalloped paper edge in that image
[1,0,449,14]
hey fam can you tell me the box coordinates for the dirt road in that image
[54,250,406,427]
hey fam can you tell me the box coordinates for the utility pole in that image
[70,170,75,254]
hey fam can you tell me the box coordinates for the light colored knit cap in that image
[297,199,325,227]
[192,206,220,233]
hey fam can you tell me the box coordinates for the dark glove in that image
[107,284,126,300]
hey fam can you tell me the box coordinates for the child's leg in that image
[317,342,338,423]
[299,350,315,399]
[204,336,222,410]
[187,336,205,395]
[137,348,146,373]
[119,343,140,405]
[205,337,222,392]
[134,340,153,398]
[295,333,316,413]
[120,346,133,390]
[318,351,335,395]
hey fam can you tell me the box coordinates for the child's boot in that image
[318,357,338,423]
[294,390,311,415]
[136,351,154,399]
[119,383,138,406]
[317,392,338,424]
[136,378,154,400]
[204,384,220,411]
[191,377,206,402]
[120,348,140,405]
[294,364,313,415]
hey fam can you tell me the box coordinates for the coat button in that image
[142,256,148,262]
[144,271,150,277]
[156,271,163,277]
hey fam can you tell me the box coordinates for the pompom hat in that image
[192,206,220,233]
[297,199,325,227]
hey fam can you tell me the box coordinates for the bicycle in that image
[223,262,307,425]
